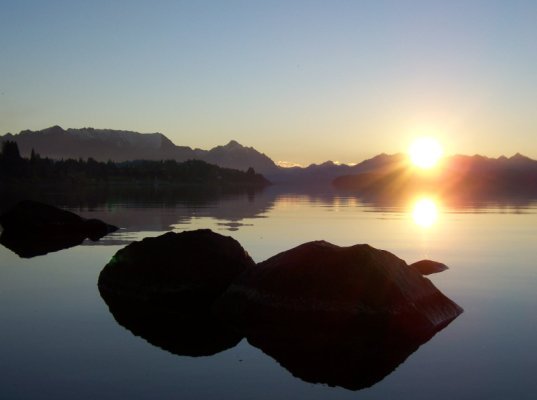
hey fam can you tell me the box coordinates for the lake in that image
[1,186,536,399]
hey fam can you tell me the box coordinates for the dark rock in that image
[98,229,255,313]
[215,240,463,390]
[216,241,463,339]
[0,200,117,236]
[98,229,252,356]
[84,218,118,241]
[0,200,118,257]
[99,289,242,357]
[410,259,449,275]
[96,235,462,387]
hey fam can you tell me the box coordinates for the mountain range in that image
[333,152,537,202]
[2,126,537,193]
[0,126,277,175]
[0,126,405,183]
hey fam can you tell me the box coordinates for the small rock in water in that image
[410,259,449,275]
[0,200,117,257]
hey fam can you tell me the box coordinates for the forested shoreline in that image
[0,141,270,188]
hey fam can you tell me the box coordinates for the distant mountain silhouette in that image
[203,140,277,174]
[0,126,278,174]
[333,153,537,202]
[3,127,537,193]
[266,153,406,185]
[1,126,409,180]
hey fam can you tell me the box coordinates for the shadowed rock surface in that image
[98,229,255,313]
[410,259,449,275]
[0,200,117,257]
[216,241,463,339]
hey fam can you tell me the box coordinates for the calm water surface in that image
[1,187,536,399]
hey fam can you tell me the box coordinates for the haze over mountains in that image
[334,152,537,202]
[2,126,537,191]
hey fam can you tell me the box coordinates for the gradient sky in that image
[1,0,536,165]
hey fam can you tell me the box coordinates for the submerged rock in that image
[98,229,255,313]
[410,259,449,275]
[0,200,118,257]
[216,241,463,339]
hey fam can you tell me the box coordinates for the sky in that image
[1,0,537,166]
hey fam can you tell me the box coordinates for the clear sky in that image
[1,0,536,166]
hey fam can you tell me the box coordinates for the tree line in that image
[0,141,269,187]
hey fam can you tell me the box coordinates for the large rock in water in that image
[98,229,252,356]
[0,200,118,257]
[216,241,463,339]
[98,229,255,313]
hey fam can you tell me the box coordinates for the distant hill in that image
[266,153,406,185]
[333,153,537,202]
[202,139,278,175]
[0,126,278,175]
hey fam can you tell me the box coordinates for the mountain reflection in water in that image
[2,185,536,254]
[78,186,536,240]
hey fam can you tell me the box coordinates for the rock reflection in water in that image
[100,287,446,390]
[0,230,88,258]
[99,290,243,357]
[247,324,439,391]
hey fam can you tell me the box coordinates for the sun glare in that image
[408,137,443,169]
[412,198,438,228]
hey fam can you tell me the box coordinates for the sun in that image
[408,137,443,169]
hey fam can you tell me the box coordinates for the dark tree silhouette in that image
[1,141,22,162]
[0,143,270,188]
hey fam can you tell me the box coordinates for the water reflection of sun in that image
[412,198,438,228]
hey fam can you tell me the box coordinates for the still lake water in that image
[1,186,537,399]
